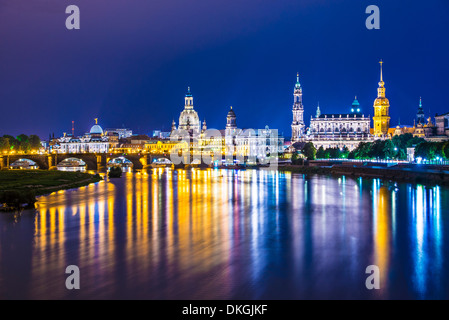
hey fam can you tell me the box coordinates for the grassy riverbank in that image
[0,170,102,196]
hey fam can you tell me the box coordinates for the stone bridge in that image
[0,153,195,170]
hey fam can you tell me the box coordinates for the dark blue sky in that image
[1,0,448,139]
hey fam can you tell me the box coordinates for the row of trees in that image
[0,134,41,153]
[414,141,449,160]
[348,134,426,160]
[293,134,449,161]
[317,146,350,159]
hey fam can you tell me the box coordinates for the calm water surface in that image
[0,169,448,299]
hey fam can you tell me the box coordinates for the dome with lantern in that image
[90,118,104,135]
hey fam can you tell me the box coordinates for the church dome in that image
[374,97,390,106]
[179,109,200,132]
[227,106,236,118]
[90,124,103,135]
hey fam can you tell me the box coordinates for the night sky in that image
[1,0,448,139]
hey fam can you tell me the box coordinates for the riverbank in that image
[279,162,449,185]
[0,170,102,211]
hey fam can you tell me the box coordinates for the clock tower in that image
[373,60,391,137]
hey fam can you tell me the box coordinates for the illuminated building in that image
[291,73,305,142]
[145,139,185,154]
[306,98,373,151]
[152,130,171,139]
[177,87,201,136]
[373,60,391,137]
[435,112,449,136]
[170,91,284,162]
[56,119,112,153]
[105,128,133,139]
[413,118,436,138]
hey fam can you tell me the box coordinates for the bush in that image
[108,166,122,178]
[0,190,36,210]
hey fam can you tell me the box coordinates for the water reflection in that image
[0,169,448,299]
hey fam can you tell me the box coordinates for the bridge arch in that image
[56,157,87,171]
[107,156,134,171]
[10,158,39,169]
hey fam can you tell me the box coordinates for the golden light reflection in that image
[373,182,390,295]
[19,169,448,299]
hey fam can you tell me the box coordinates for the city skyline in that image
[2,1,449,302]
[1,1,448,139]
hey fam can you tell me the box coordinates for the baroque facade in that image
[170,91,285,163]
[56,119,113,154]
[306,98,374,151]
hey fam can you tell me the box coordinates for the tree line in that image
[0,134,42,153]
[293,133,449,161]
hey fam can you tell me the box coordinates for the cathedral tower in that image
[178,87,200,135]
[225,106,237,136]
[373,60,391,137]
[291,73,305,142]
[416,97,425,124]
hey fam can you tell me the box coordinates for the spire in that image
[378,60,384,88]
[95,118,98,125]
[295,72,301,89]
[380,60,383,81]
[376,60,386,99]
[316,102,321,118]
[417,97,425,124]
[186,86,192,97]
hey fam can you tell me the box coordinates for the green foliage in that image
[29,135,42,150]
[414,141,447,160]
[291,152,299,162]
[302,142,317,160]
[0,170,102,196]
[0,134,41,153]
[383,140,396,159]
[443,142,449,160]
[348,134,428,160]
[316,146,350,159]
[0,137,10,152]
[316,146,325,159]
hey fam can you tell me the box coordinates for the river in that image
[0,168,448,299]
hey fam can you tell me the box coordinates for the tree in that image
[29,135,41,150]
[3,135,17,151]
[383,140,396,159]
[316,146,325,159]
[0,137,10,152]
[353,142,372,159]
[414,141,439,160]
[340,146,350,159]
[443,142,449,160]
[291,152,299,163]
[302,142,317,160]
